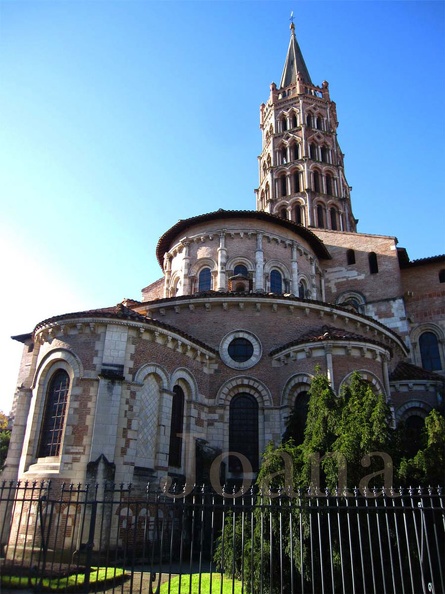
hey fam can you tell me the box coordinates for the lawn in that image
[0,566,127,591]
[159,572,243,593]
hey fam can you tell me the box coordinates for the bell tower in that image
[255,20,356,232]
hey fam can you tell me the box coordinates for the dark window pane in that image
[38,370,69,458]
[270,269,283,293]
[419,332,442,370]
[169,385,184,467]
[228,338,254,363]
[198,267,212,291]
[229,394,259,472]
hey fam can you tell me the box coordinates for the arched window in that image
[234,264,248,277]
[326,174,333,195]
[286,391,310,445]
[281,147,287,164]
[310,144,317,160]
[198,267,212,291]
[330,207,338,230]
[291,113,298,128]
[270,269,283,293]
[294,204,303,225]
[369,252,379,274]
[419,332,442,370]
[346,249,356,265]
[280,175,287,197]
[265,183,270,202]
[321,147,329,162]
[293,144,299,160]
[316,116,323,130]
[168,385,184,467]
[402,415,425,458]
[317,204,325,228]
[313,171,321,193]
[280,208,287,219]
[306,114,312,128]
[38,369,70,458]
[293,171,301,193]
[439,269,445,283]
[229,394,259,472]
[298,280,306,299]
[281,117,287,132]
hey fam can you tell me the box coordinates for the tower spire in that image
[280,16,312,88]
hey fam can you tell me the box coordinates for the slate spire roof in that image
[279,21,312,88]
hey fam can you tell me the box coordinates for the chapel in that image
[4,21,444,489]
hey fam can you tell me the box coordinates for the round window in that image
[228,337,254,362]
[220,331,262,370]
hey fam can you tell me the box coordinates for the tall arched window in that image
[369,252,379,274]
[281,147,287,164]
[317,204,325,228]
[285,391,310,445]
[346,249,356,265]
[281,117,287,132]
[270,269,283,293]
[439,269,445,283]
[291,113,298,128]
[306,114,312,128]
[229,394,259,472]
[168,385,184,467]
[298,280,306,299]
[313,171,321,192]
[419,332,442,370]
[293,171,300,193]
[198,267,212,291]
[38,369,70,458]
[326,174,333,195]
[294,204,303,225]
[316,116,323,130]
[293,144,299,160]
[310,144,317,160]
[280,175,287,197]
[234,264,248,277]
[280,208,287,219]
[330,207,338,230]
[321,147,328,162]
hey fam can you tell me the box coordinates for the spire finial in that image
[290,11,295,32]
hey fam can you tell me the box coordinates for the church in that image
[4,21,444,490]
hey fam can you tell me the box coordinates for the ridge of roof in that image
[269,324,389,357]
[400,254,445,269]
[32,304,218,354]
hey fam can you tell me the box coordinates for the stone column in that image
[181,241,191,295]
[255,232,264,292]
[291,242,299,295]
[217,231,227,291]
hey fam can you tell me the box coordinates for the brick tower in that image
[255,20,356,233]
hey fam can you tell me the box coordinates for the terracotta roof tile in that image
[389,361,445,382]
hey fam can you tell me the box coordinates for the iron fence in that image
[0,481,443,593]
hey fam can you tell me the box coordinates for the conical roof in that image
[279,22,312,87]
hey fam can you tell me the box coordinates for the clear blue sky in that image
[0,0,444,413]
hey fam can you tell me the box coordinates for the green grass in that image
[159,572,243,593]
[1,566,127,591]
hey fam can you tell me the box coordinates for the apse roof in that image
[156,209,331,266]
[389,361,445,382]
[269,324,390,357]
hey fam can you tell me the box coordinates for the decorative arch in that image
[263,259,291,278]
[170,367,198,399]
[216,376,272,408]
[411,324,444,370]
[134,363,169,389]
[281,373,314,407]
[226,256,254,273]
[336,290,366,313]
[189,257,217,277]
[339,371,386,398]
[395,401,433,422]
[33,348,83,389]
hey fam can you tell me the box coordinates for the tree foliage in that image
[0,411,11,472]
